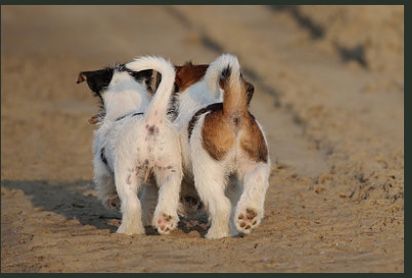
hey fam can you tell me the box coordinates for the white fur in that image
[178,54,271,239]
[93,56,182,235]
[91,54,270,239]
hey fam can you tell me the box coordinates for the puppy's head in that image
[77,65,156,124]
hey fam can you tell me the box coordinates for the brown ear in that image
[175,63,208,92]
[77,72,87,84]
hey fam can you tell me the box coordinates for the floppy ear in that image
[128,69,160,94]
[76,68,114,95]
[128,69,153,82]
[175,63,208,92]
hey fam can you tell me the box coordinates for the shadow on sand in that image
[1,179,209,236]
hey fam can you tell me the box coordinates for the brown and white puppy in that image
[185,54,270,239]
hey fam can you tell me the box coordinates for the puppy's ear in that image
[76,68,114,95]
[132,69,160,94]
[77,72,87,84]
[175,63,208,92]
[127,69,152,82]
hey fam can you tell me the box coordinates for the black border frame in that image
[0,1,408,276]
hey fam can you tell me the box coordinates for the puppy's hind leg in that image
[115,165,145,235]
[152,164,182,235]
[192,150,231,239]
[235,162,270,235]
[93,156,119,210]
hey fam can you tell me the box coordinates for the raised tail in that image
[204,54,247,115]
[125,56,176,124]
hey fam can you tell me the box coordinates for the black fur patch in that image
[115,112,144,122]
[233,116,241,126]
[167,91,179,121]
[118,63,162,94]
[188,103,223,139]
[246,82,254,105]
[220,66,231,86]
[77,68,113,121]
[117,64,155,91]
[79,68,114,97]
[100,147,108,166]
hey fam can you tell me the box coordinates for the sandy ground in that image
[1,5,404,272]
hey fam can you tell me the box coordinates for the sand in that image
[1,5,404,272]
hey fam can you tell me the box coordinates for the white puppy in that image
[80,62,211,218]
[77,65,154,212]
[179,54,271,239]
[79,56,182,235]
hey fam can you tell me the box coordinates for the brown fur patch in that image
[175,62,208,92]
[202,108,236,161]
[88,114,100,124]
[201,109,268,162]
[240,113,268,163]
[200,70,267,162]
[188,103,222,139]
[220,72,249,116]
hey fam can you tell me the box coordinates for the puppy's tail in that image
[205,54,247,115]
[125,56,175,124]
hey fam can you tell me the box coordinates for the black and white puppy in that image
[78,56,182,235]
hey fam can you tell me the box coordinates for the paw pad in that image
[236,208,260,234]
[155,213,177,234]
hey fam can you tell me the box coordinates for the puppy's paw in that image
[235,207,261,234]
[154,213,178,235]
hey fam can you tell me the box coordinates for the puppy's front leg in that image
[152,165,182,234]
[115,167,145,235]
